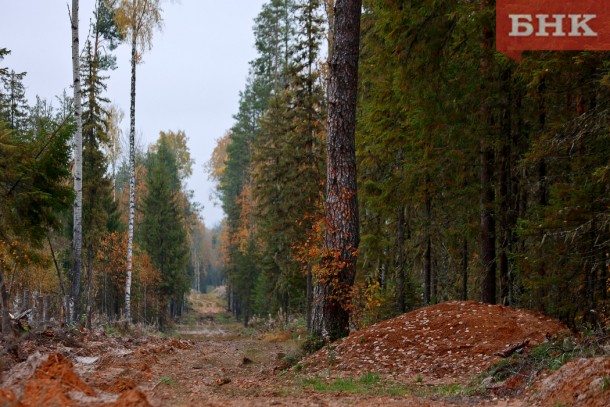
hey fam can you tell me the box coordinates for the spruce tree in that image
[139,136,188,326]
[251,0,326,324]
[0,69,28,131]
[81,38,121,325]
[0,106,73,336]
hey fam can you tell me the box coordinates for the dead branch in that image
[495,339,530,358]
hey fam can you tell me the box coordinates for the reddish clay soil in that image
[302,301,568,382]
[0,330,193,406]
[527,357,610,406]
[0,294,607,406]
[21,353,96,406]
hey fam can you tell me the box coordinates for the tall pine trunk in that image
[462,238,468,301]
[424,178,432,305]
[480,0,496,305]
[312,0,361,341]
[498,68,513,306]
[396,205,406,313]
[70,0,84,322]
[306,264,313,332]
[498,140,510,305]
[534,78,548,311]
[86,244,93,329]
[480,143,496,304]
[0,263,11,336]
[125,33,137,322]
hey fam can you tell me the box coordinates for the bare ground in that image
[0,289,608,406]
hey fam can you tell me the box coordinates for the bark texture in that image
[0,264,11,335]
[70,0,84,322]
[461,238,468,301]
[480,143,496,304]
[312,0,361,341]
[125,34,137,322]
[396,206,406,313]
[424,182,432,305]
[479,0,496,305]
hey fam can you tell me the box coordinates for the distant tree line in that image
[0,0,220,336]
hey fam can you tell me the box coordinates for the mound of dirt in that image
[100,377,137,394]
[111,388,152,407]
[0,331,191,406]
[527,357,610,406]
[20,353,97,406]
[302,301,567,382]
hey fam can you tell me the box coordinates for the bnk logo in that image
[509,14,597,37]
[496,1,610,60]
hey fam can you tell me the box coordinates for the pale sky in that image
[0,0,266,227]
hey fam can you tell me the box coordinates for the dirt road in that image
[137,290,516,406]
[2,289,607,406]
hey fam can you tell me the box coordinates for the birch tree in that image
[105,104,123,201]
[70,0,84,323]
[114,0,162,321]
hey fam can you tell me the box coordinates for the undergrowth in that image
[482,331,610,397]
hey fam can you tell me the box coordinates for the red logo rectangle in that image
[496,0,610,60]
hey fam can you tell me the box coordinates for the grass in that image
[485,332,610,387]
[300,372,387,394]
[157,376,178,387]
[601,376,610,392]
[476,330,610,402]
[414,383,479,398]
[214,313,231,323]
[297,372,480,398]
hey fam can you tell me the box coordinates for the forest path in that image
[140,290,523,407]
[0,290,554,406]
[1,291,603,406]
[141,289,309,406]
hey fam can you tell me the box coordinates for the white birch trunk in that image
[125,34,137,322]
[70,0,83,323]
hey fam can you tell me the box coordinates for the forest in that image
[0,0,609,406]
[0,0,223,333]
[212,0,609,336]
[1,0,609,341]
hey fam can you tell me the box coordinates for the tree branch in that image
[5,115,69,197]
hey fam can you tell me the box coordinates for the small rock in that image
[216,377,231,386]
[589,377,603,390]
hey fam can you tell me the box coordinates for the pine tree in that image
[251,0,296,95]
[312,0,362,340]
